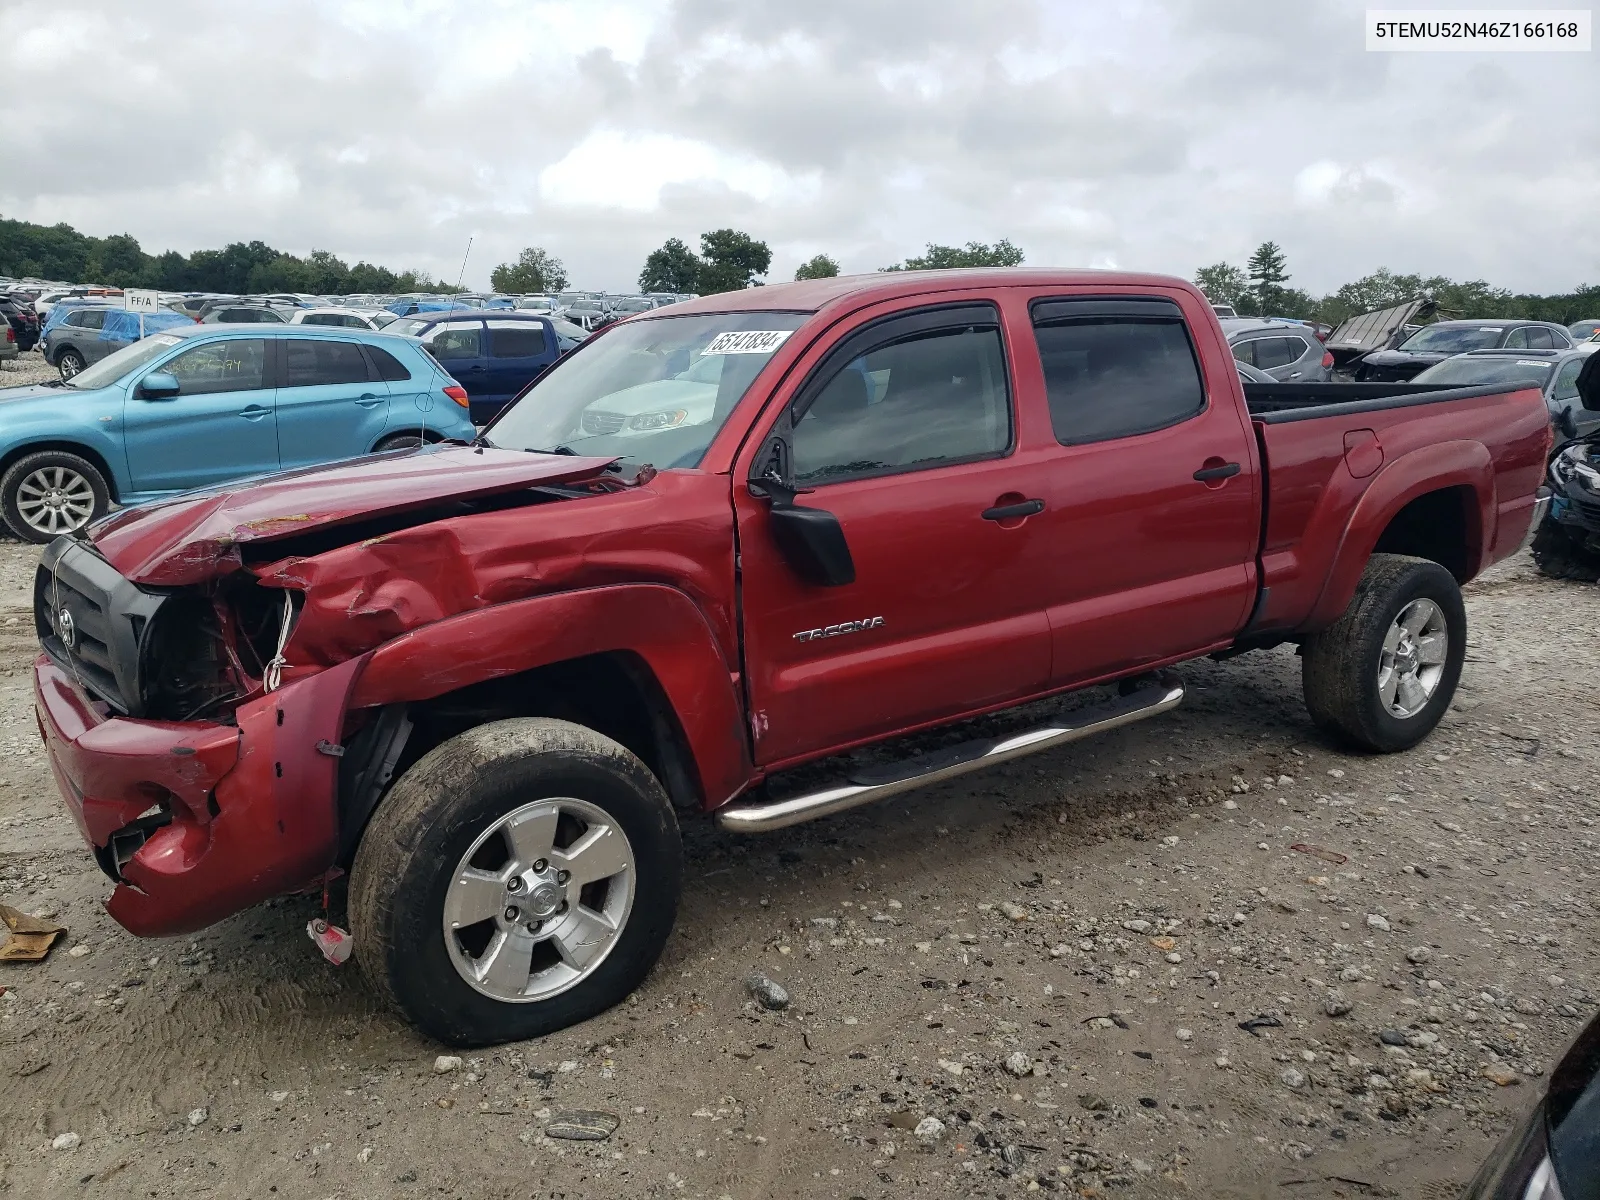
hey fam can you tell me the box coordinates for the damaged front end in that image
[31,447,632,937]
[34,537,366,935]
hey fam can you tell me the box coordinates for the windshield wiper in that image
[531,444,577,455]
[470,432,495,448]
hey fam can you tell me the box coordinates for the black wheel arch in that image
[0,441,120,502]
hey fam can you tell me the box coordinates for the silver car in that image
[1220,318,1332,381]
[1412,345,1600,437]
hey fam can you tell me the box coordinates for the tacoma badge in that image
[793,616,884,643]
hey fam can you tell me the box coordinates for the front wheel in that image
[349,718,682,1047]
[1301,554,1466,753]
[373,433,427,453]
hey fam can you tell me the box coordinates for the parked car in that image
[30,269,1551,1046]
[0,294,41,351]
[1569,318,1600,342]
[1355,319,1575,381]
[381,310,578,423]
[1221,318,1333,380]
[289,307,382,330]
[0,325,474,540]
[166,294,233,320]
[197,299,299,324]
[42,306,193,380]
[1529,351,1600,582]
[1461,1007,1600,1197]
[0,325,15,365]
[1411,345,1600,438]
[1209,303,1238,318]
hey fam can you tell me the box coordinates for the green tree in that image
[638,237,701,293]
[490,246,569,294]
[1246,241,1290,314]
[1193,263,1250,311]
[697,228,772,294]
[882,239,1025,271]
[794,253,840,281]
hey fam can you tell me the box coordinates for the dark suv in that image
[0,294,41,352]
[1356,319,1574,381]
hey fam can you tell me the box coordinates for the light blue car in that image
[0,324,476,542]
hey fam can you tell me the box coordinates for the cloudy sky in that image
[2,0,1594,294]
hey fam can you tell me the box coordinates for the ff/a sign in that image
[123,289,160,313]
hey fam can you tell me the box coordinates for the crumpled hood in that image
[90,445,619,586]
[1362,349,1449,366]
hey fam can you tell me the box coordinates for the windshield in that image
[67,333,186,389]
[485,312,808,469]
[1399,325,1503,353]
[1411,357,1555,388]
[548,318,589,340]
[385,317,432,337]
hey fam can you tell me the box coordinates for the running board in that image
[715,674,1185,834]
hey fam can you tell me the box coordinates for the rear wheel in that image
[1530,516,1600,583]
[0,450,110,542]
[349,718,682,1047]
[55,348,85,381]
[374,433,427,453]
[1301,554,1466,752]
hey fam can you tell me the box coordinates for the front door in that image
[275,337,391,469]
[1018,292,1260,684]
[124,337,279,494]
[735,301,1053,767]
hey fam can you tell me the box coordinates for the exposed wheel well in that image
[372,428,444,452]
[1371,486,1475,581]
[0,442,120,502]
[342,652,704,855]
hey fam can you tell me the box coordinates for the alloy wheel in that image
[15,466,95,536]
[1377,598,1448,718]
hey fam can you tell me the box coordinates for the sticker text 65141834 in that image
[703,330,794,355]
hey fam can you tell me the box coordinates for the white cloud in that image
[0,0,1593,293]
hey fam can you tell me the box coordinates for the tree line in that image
[0,216,457,295]
[1197,241,1600,327]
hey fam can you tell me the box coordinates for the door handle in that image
[239,405,271,421]
[463,365,487,373]
[1193,462,1241,481]
[982,498,1045,521]
[356,393,383,407]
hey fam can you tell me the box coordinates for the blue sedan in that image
[0,324,476,542]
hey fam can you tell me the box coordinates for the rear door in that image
[1018,293,1260,685]
[123,337,280,493]
[275,337,391,469]
[481,318,557,420]
[423,319,489,415]
[734,298,1053,766]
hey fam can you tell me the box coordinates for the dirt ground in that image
[0,528,1595,1199]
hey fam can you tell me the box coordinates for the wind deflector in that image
[1030,296,1184,323]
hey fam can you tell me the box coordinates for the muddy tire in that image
[349,718,682,1047]
[1301,553,1466,753]
[0,449,110,542]
[1530,516,1600,583]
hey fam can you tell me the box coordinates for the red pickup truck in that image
[33,270,1550,1045]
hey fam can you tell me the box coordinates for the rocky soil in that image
[0,541,1594,1199]
[0,348,58,388]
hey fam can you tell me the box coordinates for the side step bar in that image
[715,673,1185,834]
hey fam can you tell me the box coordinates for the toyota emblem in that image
[57,606,75,650]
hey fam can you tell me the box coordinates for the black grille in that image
[581,411,627,435]
[36,538,169,716]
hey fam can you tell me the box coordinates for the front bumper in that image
[34,653,364,937]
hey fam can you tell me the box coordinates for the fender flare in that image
[1307,440,1492,630]
[348,583,751,808]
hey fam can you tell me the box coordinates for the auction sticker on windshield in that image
[704,330,793,355]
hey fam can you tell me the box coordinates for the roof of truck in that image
[659,269,1199,316]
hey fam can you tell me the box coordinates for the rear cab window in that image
[1028,297,1205,445]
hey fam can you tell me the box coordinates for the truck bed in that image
[1242,378,1550,639]
[1241,380,1521,420]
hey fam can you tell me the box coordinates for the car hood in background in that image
[88,445,619,587]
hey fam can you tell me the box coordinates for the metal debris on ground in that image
[1238,1014,1284,1037]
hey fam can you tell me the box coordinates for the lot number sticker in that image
[704,330,793,355]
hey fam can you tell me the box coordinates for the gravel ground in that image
[0,541,1594,1199]
[0,349,58,388]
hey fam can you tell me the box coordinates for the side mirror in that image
[751,467,856,588]
[139,371,180,400]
